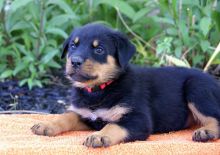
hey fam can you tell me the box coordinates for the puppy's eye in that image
[71,43,77,49]
[94,47,104,55]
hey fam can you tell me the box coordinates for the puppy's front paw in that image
[192,129,216,142]
[31,122,56,136]
[83,133,111,148]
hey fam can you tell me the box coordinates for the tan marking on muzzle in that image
[65,57,74,81]
[76,55,120,87]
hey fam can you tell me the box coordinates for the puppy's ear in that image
[111,31,136,68]
[61,37,70,59]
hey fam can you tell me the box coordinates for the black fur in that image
[63,23,220,142]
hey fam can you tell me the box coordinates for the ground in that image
[0,70,72,114]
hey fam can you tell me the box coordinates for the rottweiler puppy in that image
[31,23,220,148]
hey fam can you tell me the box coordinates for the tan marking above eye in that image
[93,40,99,47]
[74,37,79,44]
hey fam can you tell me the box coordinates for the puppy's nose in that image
[71,56,83,69]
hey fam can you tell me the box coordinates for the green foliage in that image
[87,0,220,67]
[0,0,79,89]
[0,0,219,89]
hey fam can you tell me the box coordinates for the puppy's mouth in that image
[67,71,98,82]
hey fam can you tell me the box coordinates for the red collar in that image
[85,81,113,93]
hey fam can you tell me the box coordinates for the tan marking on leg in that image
[188,103,219,141]
[184,111,196,128]
[83,123,128,147]
[31,112,90,136]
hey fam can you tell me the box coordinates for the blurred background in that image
[0,0,219,113]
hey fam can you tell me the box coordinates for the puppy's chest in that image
[68,104,130,122]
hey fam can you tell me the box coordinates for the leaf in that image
[211,59,220,64]
[33,80,43,88]
[13,62,27,75]
[0,70,13,79]
[165,55,191,68]
[28,1,40,21]
[15,44,26,55]
[192,55,204,66]
[156,37,173,55]
[38,64,46,73]
[0,0,4,10]
[166,28,178,36]
[133,8,151,23]
[48,14,79,26]
[215,2,220,13]
[0,64,7,73]
[28,78,33,90]
[9,21,30,32]
[174,46,182,58]
[212,11,220,32]
[22,33,32,51]
[182,0,199,6]
[152,16,174,25]
[46,0,74,14]
[0,35,2,46]
[199,17,212,37]
[200,40,210,52]
[178,22,189,45]
[47,60,61,68]
[171,0,177,20]
[41,49,59,64]
[19,79,28,86]
[46,27,68,39]
[95,0,135,19]
[29,64,36,73]
[47,39,58,47]
[10,0,32,14]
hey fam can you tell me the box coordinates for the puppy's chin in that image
[66,73,98,88]
[73,73,97,82]
[73,81,87,88]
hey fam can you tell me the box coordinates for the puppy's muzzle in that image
[71,56,84,69]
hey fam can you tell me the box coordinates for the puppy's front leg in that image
[83,123,128,148]
[83,111,152,148]
[31,112,89,136]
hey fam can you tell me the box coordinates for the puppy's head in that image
[62,23,136,88]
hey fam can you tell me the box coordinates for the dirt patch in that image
[0,80,72,114]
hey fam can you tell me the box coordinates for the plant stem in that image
[36,0,45,59]
[88,0,93,22]
[1,1,14,67]
[1,1,11,45]
[116,7,156,51]
[181,43,198,59]
[204,42,220,72]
